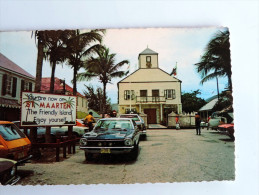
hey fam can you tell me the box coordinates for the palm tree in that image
[195,29,232,93]
[43,30,74,93]
[78,46,129,117]
[32,31,48,92]
[65,29,105,96]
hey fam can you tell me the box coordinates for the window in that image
[164,89,176,99]
[5,75,12,95]
[21,80,33,92]
[140,90,147,97]
[2,74,18,97]
[124,90,135,100]
[152,90,160,102]
[152,90,159,97]
[94,120,133,131]
[146,56,151,68]
[146,56,151,62]
[0,124,26,141]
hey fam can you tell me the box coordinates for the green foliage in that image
[195,29,232,91]
[78,46,129,115]
[65,29,105,95]
[181,90,206,113]
[212,90,233,113]
[77,111,88,119]
[83,85,112,114]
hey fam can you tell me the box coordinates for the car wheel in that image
[141,134,147,140]
[85,152,93,161]
[129,143,139,161]
[229,135,235,141]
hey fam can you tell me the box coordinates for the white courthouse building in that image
[118,48,182,124]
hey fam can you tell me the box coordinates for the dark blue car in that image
[80,118,140,161]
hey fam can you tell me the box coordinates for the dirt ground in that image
[16,128,235,185]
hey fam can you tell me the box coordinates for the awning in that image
[0,97,21,108]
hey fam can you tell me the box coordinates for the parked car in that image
[0,121,32,165]
[51,125,89,138]
[200,121,208,129]
[14,120,89,143]
[119,114,146,137]
[208,112,233,130]
[218,123,235,140]
[80,118,141,160]
[0,158,20,185]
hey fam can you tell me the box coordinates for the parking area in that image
[17,128,235,185]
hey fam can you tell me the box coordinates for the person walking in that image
[175,115,180,130]
[84,112,95,131]
[195,113,201,135]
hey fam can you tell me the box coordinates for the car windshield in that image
[0,124,26,141]
[120,115,140,122]
[94,120,133,131]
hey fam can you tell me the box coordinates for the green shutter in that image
[131,90,135,100]
[2,74,7,96]
[21,80,25,92]
[124,90,127,100]
[12,77,17,97]
[29,82,32,92]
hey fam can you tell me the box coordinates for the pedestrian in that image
[195,113,201,135]
[84,112,95,131]
[175,115,180,130]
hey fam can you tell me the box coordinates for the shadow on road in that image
[17,169,34,180]
[209,131,221,134]
[219,138,234,142]
[82,149,140,165]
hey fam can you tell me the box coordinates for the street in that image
[17,128,235,185]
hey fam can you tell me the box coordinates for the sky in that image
[0,27,228,103]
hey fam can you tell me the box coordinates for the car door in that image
[132,120,140,144]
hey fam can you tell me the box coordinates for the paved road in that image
[17,128,235,185]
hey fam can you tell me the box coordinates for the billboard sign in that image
[21,92,77,127]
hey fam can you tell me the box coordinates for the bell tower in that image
[138,47,159,69]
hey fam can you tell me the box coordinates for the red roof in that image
[41,77,85,97]
[0,53,35,79]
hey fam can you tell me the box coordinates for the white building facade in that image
[0,53,35,121]
[118,48,182,124]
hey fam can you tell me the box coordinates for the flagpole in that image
[175,61,177,78]
[130,82,131,112]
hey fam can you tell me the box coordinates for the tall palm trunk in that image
[216,76,219,100]
[35,39,44,92]
[73,65,77,96]
[50,61,57,94]
[102,82,107,118]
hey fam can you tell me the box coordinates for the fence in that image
[167,111,196,128]
[32,136,79,162]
